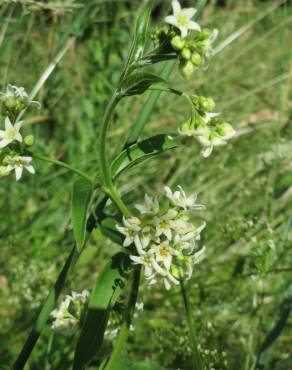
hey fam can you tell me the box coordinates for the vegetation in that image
[0,1,291,369]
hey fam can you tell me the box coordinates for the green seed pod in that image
[191,52,202,67]
[24,135,34,146]
[171,35,185,51]
[180,61,194,79]
[181,48,192,60]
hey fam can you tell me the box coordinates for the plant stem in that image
[180,280,205,370]
[99,91,130,216]
[104,267,141,370]
[33,154,93,183]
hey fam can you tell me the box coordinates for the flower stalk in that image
[180,279,205,370]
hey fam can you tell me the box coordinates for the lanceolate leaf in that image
[121,72,166,96]
[73,253,131,370]
[120,0,153,80]
[72,178,93,252]
[112,134,182,178]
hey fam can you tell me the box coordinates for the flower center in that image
[177,12,189,27]
[6,127,16,139]
[158,245,171,259]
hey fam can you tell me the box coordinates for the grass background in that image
[0,0,291,369]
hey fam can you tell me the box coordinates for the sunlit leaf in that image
[71,178,93,252]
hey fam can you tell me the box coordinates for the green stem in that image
[99,91,130,217]
[104,267,141,370]
[180,280,205,370]
[148,85,183,96]
[34,154,93,183]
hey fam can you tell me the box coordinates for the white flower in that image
[165,186,205,211]
[0,84,40,108]
[51,289,89,335]
[0,117,23,148]
[153,241,179,270]
[130,252,155,281]
[153,209,177,240]
[116,216,141,247]
[165,1,201,38]
[5,155,35,181]
[135,194,159,215]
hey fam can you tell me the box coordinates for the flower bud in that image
[24,135,34,146]
[217,123,235,139]
[191,52,202,67]
[2,156,9,165]
[171,35,185,51]
[201,97,215,112]
[180,48,191,60]
[0,166,8,177]
[180,61,194,79]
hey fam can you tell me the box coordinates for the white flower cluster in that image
[51,290,89,335]
[117,187,206,290]
[0,85,37,181]
[164,1,218,78]
[179,95,235,158]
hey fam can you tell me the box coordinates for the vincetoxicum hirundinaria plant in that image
[9,1,236,369]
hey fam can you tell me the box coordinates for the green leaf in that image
[112,134,182,178]
[120,0,153,80]
[71,178,93,252]
[129,361,164,370]
[121,72,166,96]
[73,253,131,370]
[253,284,292,370]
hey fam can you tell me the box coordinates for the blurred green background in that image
[0,0,291,369]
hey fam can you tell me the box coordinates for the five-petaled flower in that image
[5,155,35,181]
[165,1,201,38]
[0,117,23,149]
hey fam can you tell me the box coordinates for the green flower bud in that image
[0,166,8,177]
[201,97,216,112]
[191,52,202,67]
[217,123,235,138]
[2,156,9,165]
[24,135,34,146]
[180,61,194,79]
[5,96,16,109]
[171,35,185,51]
[180,48,191,60]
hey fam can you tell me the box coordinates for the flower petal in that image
[15,133,23,142]
[201,145,213,158]
[184,8,197,19]
[0,138,11,148]
[4,117,12,130]
[187,21,201,32]
[25,165,35,174]
[15,166,23,181]
[172,0,181,15]
[164,15,177,26]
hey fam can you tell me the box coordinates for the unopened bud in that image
[0,166,8,177]
[191,52,202,67]
[171,35,185,51]
[24,135,34,146]
[201,97,215,112]
[181,48,191,60]
[2,156,9,165]
[180,61,194,79]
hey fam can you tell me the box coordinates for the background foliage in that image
[0,0,291,369]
